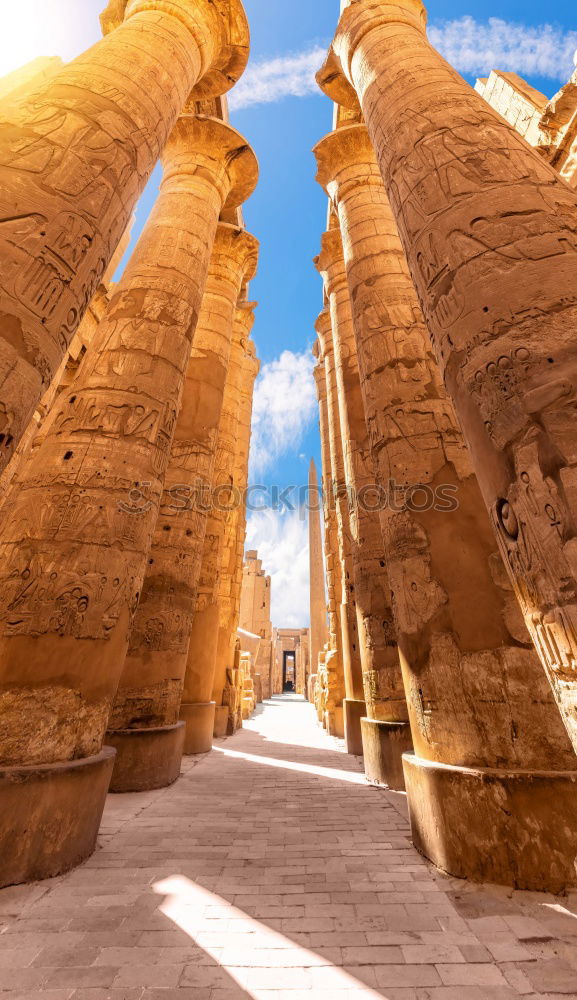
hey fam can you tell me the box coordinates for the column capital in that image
[314,308,333,356]
[317,0,427,108]
[314,229,347,296]
[214,224,260,284]
[163,115,258,210]
[100,0,250,100]
[314,123,375,196]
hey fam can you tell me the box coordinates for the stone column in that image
[316,224,410,779]
[181,305,257,747]
[318,0,577,754]
[0,114,256,888]
[314,288,367,753]
[106,223,259,790]
[0,0,249,473]
[308,458,328,687]
[312,340,346,731]
[314,119,577,892]
[212,320,260,736]
[314,311,350,737]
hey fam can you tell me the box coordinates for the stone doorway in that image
[283,651,296,692]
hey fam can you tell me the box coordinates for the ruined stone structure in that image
[273,628,310,697]
[239,550,274,699]
[310,0,577,891]
[0,0,259,888]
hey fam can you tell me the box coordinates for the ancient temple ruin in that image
[1,0,577,994]
[238,549,274,699]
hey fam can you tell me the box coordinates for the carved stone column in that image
[312,343,346,731]
[212,314,260,737]
[0,0,249,473]
[0,286,112,501]
[0,114,256,887]
[314,309,353,739]
[181,304,257,747]
[107,224,259,790]
[314,119,577,892]
[318,0,577,755]
[316,224,410,779]
[308,457,328,685]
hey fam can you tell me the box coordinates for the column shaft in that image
[212,314,260,736]
[317,310,362,698]
[312,348,346,732]
[308,458,328,687]
[315,310,351,738]
[182,306,256,744]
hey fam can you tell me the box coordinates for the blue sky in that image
[1,0,575,624]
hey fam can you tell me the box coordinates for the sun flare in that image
[0,1,56,77]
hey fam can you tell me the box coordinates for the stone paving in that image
[1,694,577,1000]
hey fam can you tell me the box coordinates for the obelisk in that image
[308,458,328,685]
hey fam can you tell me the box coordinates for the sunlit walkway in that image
[2,695,577,999]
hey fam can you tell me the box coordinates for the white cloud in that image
[245,506,310,628]
[228,18,576,115]
[430,17,577,81]
[250,349,317,477]
[228,46,326,111]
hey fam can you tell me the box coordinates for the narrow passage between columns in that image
[2,695,576,999]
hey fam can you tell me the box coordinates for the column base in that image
[326,706,344,738]
[213,704,229,738]
[362,718,413,791]
[0,747,115,889]
[344,698,366,756]
[180,702,216,754]
[107,722,185,792]
[403,753,577,893]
